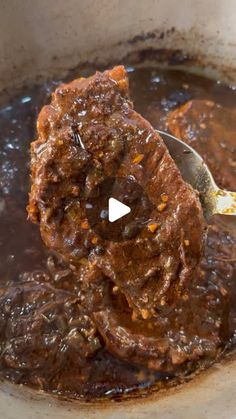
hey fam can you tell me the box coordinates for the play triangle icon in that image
[108,197,131,222]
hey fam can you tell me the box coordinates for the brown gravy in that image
[0,66,235,401]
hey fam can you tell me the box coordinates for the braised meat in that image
[0,65,235,397]
[94,298,221,372]
[0,280,101,385]
[28,66,204,324]
[167,100,236,191]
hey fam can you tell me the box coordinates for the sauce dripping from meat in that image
[0,66,235,401]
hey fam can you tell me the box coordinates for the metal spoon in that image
[158,130,236,220]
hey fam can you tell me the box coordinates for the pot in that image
[0,1,236,418]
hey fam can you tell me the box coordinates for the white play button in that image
[108,197,131,223]
[86,176,152,241]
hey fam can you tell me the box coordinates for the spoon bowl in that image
[158,130,236,220]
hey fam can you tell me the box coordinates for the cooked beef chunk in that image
[94,217,233,371]
[167,100,236,191]
[0,281,100,384]
[94,303,221,372]
[28,66,204,322]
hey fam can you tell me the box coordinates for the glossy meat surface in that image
[0,66,235,399]
[28,66,204,325]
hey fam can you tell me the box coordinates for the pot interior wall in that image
[0,0,236,89]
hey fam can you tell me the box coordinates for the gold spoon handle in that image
[214,189,236,215]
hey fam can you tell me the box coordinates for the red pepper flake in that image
[81,219,89,229]
[141,309,150,320]
[161,193,169,203]
[148,223,158,233]
[132,154,144,164]
[158,203,167,212]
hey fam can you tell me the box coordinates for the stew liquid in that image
[0,65,235,400]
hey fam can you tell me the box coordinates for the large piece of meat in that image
[167,99,236,191]
[28,66,204,370]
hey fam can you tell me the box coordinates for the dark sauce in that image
[0,66,235,401]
